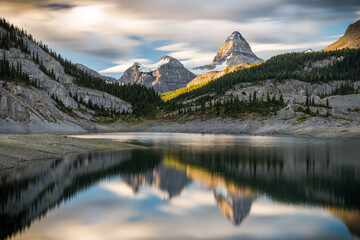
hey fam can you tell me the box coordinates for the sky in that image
[1,0,359,79]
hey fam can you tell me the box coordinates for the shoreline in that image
[1,127,359,171]
[0,134,139,171]
[116,118,360,139]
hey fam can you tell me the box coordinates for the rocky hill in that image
[193,31,263,75]
[0,19,132,133]
[324,20,360,51]
[120,55,196,93]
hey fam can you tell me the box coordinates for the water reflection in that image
[1,134,359,239]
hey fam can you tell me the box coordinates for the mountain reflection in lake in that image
[1,133,359,240]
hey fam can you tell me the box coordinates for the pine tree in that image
[326,109,331,117]
[279,94,284,105]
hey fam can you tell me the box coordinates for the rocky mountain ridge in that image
[120,55,196,93]
[324,20,360,51]
[193,31,263,75]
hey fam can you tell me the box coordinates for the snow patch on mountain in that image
[137,57,171,72]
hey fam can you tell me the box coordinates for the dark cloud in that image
[286,0,360,8]
[2,0,359,22]
[114,0,360,22]
[41,3,75,11]
[82,48,127,60]
[1,0,359,66]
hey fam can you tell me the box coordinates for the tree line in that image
[176,92,286,117]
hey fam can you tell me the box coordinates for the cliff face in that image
[120,56,196,93]
[0,26,132,133]
[193,31,263,75]
[323,20,360,51]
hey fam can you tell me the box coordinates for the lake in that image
[1,133,360,240]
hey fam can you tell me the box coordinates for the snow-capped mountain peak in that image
[120,55,196,93]
[193,31,263,75]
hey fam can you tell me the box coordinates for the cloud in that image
[0,0,359,71]
[155,43,216,68]
[41,3,75,11]
[112,0,360,24]
[100,59,151,73]
[100,42,217,73]
[155,43,189,52]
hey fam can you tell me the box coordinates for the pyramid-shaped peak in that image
[227,31,244,41]
[193,30,263,73]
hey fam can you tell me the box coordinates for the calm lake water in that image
[1,133,360,240]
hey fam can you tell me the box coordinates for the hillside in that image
[187,63,250,88]
[166,49,359,105]
[324,20,360,51]
[0,18,161,133]
[132,49,360,138]
[161,63,251,102]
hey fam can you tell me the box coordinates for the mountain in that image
[193,31,263,75]
[304,49,314,53]
[323,20,360,51]
[0,18,165,133]
[120,55,196,93]
[75,63,118,83]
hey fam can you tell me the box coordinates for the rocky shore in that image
[0,134,137,170]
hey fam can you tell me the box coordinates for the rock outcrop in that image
[193,31,263,75]
[323,20,360,51]
[120,55,196,93]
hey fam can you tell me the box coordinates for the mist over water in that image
[1,133,359,239]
